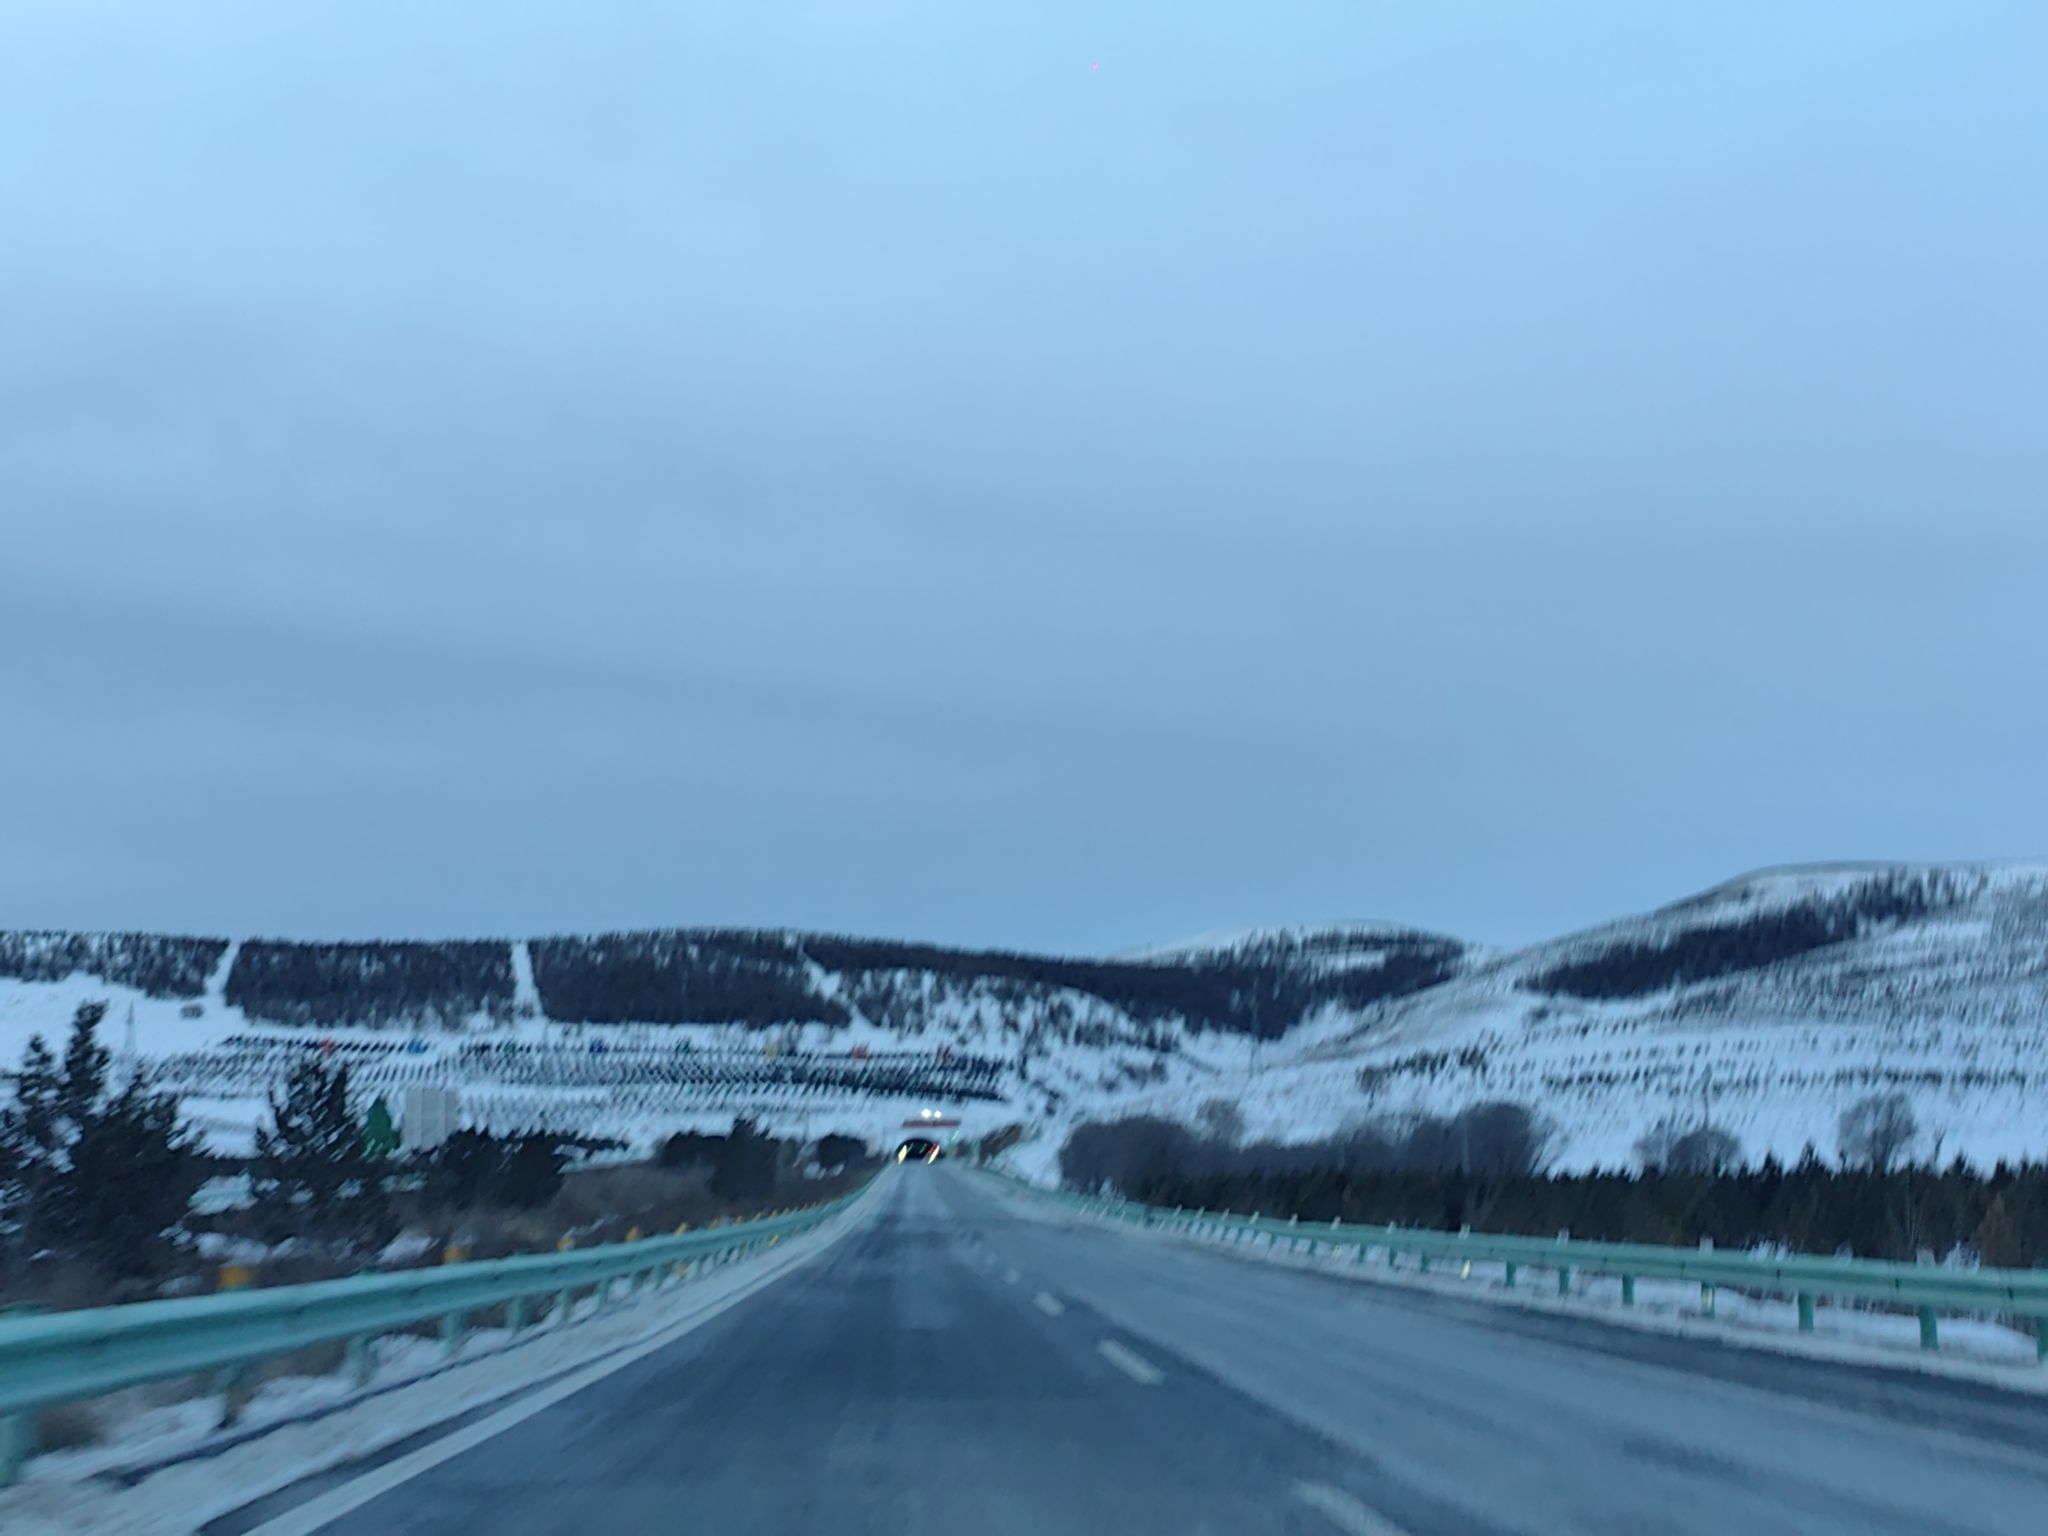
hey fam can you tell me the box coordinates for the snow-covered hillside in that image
[3,862,2046,1172]
[1107,863,2048,1175]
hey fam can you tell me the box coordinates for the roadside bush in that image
[710,1118,780,1203]
[421,1130,571,1212]
[814,1133,867,1171]
[657,1130,727,1168]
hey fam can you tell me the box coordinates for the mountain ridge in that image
[3,860,2044,1172]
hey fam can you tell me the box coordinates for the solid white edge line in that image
[1033,1291,1066,1317]
[241,1199,877,1536]
[1292,1480,1413,1536]
[1096,1339,1164,1385]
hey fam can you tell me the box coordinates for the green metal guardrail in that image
[978,1164,2048,1361]
[0,1180,874,1485]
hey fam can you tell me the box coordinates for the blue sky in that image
[3,3,2044,952]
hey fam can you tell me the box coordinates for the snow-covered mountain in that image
[1106,862,2048,1178]
[3,862,2045,1173]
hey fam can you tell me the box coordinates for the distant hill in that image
[3,862,2046,1170]
[1116,863,2048,1174]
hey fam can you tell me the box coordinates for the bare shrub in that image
[1636,1117,1743,1175]
[1838,1092,1919,1172]
[35,1401,102,1451]
[1196,1099,1246,1146]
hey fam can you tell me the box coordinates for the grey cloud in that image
[3,4,2044,953]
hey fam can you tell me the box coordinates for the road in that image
[262,1165,2048,1535]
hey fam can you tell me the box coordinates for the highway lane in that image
[278,1165,2048,1535]
[951,1170,2048,1535]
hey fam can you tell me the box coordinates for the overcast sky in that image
[3,4,2044,954]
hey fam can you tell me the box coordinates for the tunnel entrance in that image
[897,1138,943,1162]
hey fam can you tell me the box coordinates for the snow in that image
[190,1178,254,1216]
[187,1236,278,1273]
[508,941,541,1016]
[1265,1242,2045,1371]
[0,975,240,1072]
[203,940,240,1007]
[1000,1134,1064,1188]
[1071,862,2048,1172]
[378,1231,441,1264]
[7,859,2048,1173]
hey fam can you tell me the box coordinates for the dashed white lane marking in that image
[1096,1339,1165,1385]
[1292,1481,1413,1536]
[1033,1291,1066,1317]
[1003,1267,1022,1284]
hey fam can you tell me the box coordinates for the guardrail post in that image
[1418,1252,1430,1273]
[216,1363,252,1427]
[2036,1319,2048,1362]
[1919,1306,1938,1351]
[1504,1262,1517,1288]
[1700,1284,1716,1317]
[0,1411,33,1488]
[1621,1275,1635,1306]
[508,1297,529,1334]
[347,1334,375,1389]
[557,1286,575,1323]
[1557,1266,1571,1296]
[442,1311,466,1357]
[1797,1293,1815,1332]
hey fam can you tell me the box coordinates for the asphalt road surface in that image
[281,1165,2048,1535]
